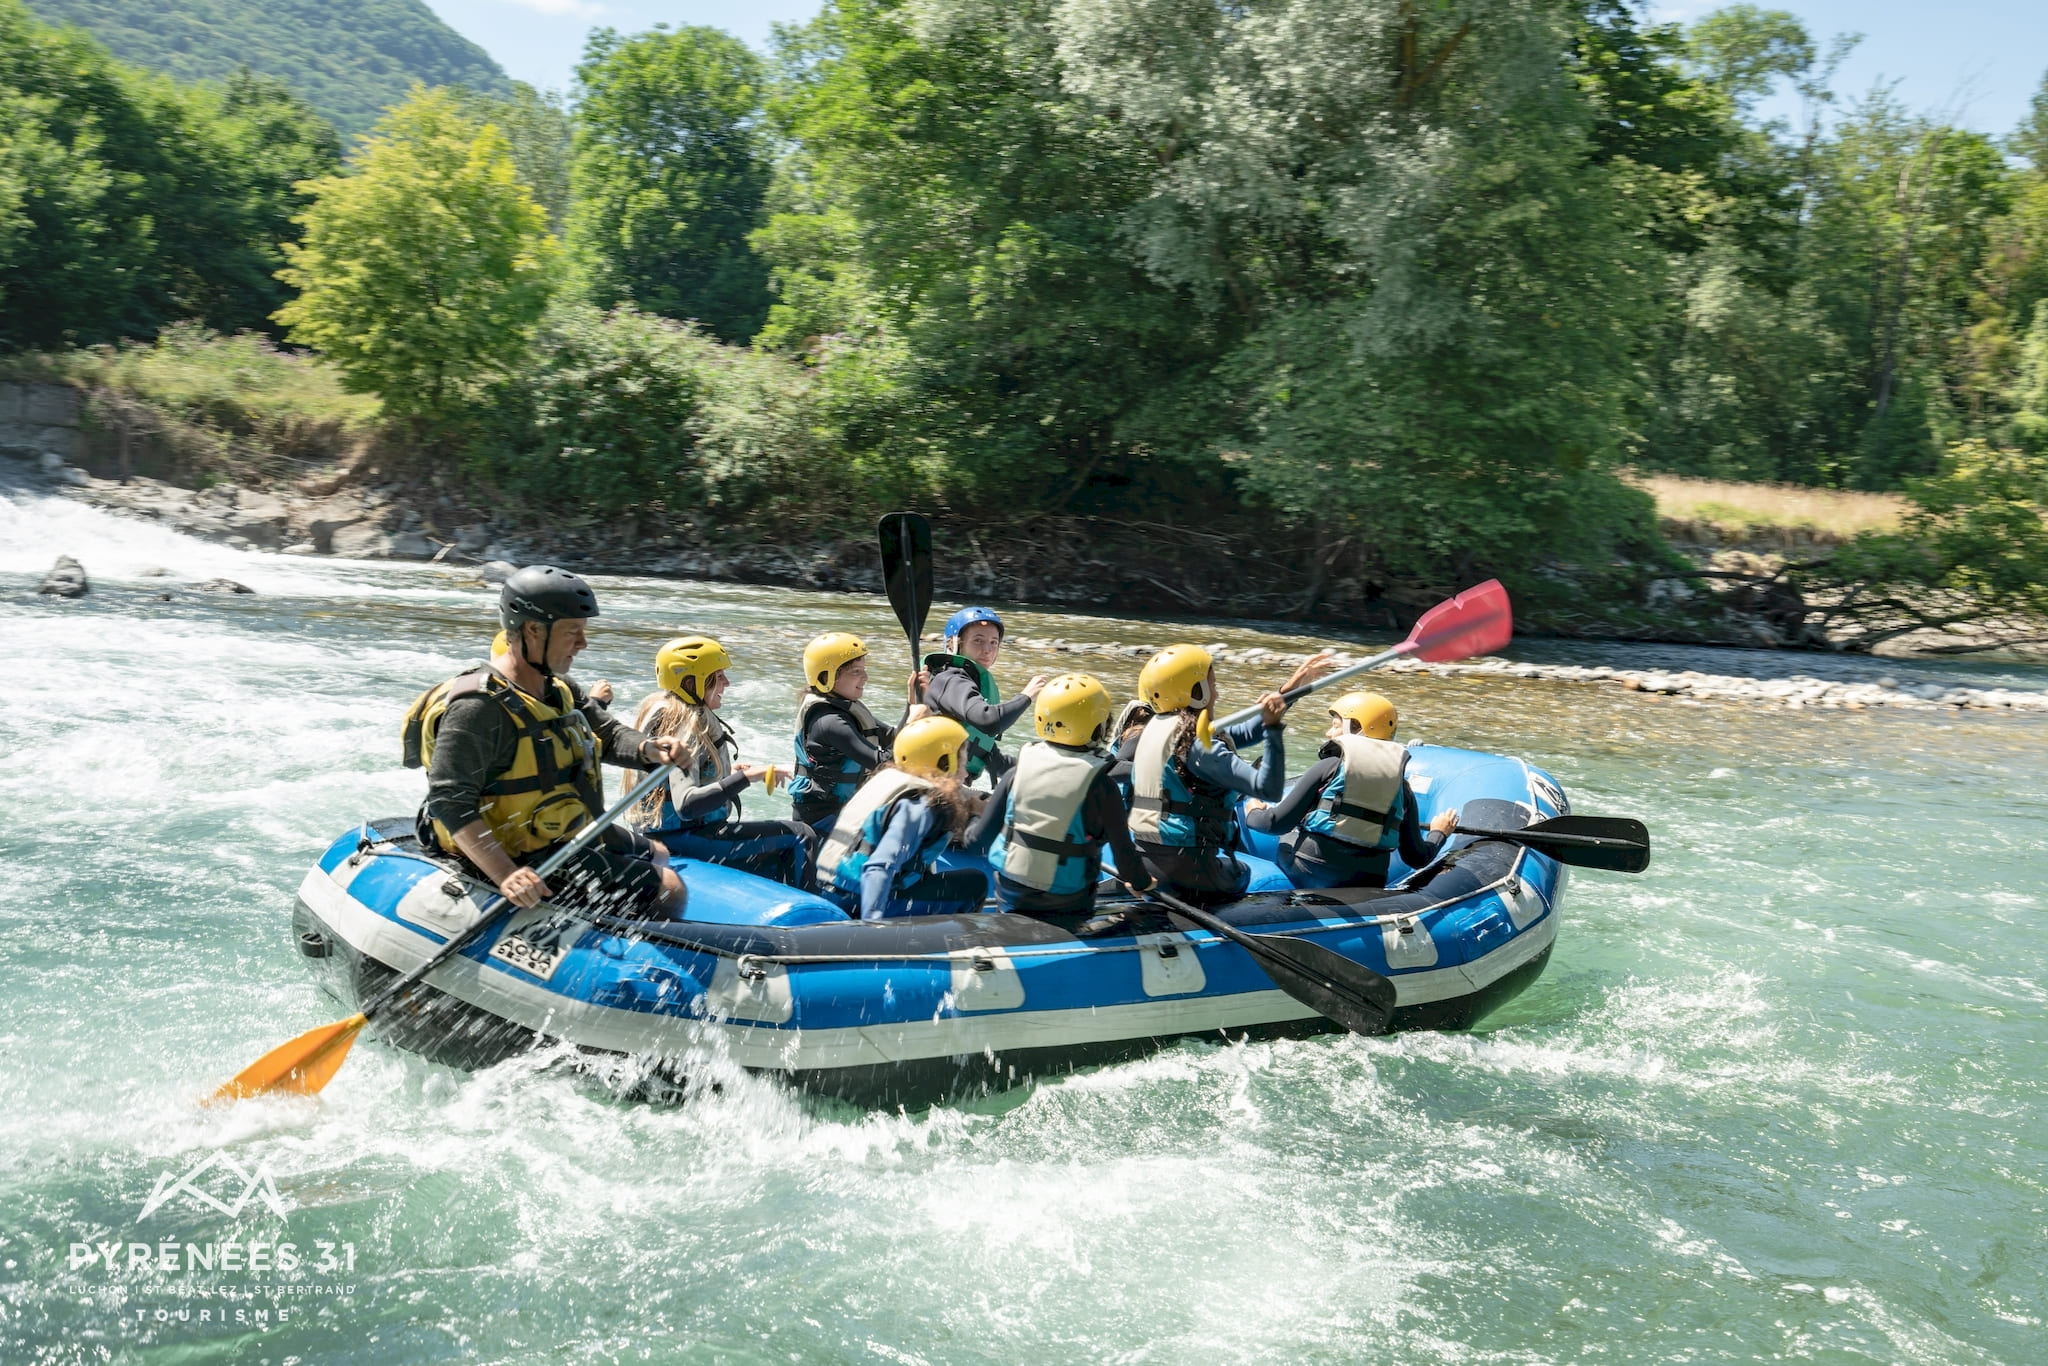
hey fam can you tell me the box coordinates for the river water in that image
[4,482,2045,1364]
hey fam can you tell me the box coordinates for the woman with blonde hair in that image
[628,636,818,888]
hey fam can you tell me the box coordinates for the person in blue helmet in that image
[920,606,1049,783]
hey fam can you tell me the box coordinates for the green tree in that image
[452,80,571,232]
[275,86,557,416]
[569,26,770,343]
[0,0,340,347]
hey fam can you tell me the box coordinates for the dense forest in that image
[5,0,2047,644]
[22,0,506,134]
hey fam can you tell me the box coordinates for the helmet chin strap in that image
[520,620,556,680]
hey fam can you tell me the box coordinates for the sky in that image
[423,0,2048,139]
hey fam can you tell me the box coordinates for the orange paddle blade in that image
[210,1014,367,1103]
[1404,579,1511,662]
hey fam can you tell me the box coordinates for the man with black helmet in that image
[402,565,690,917]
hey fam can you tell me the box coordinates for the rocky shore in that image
[1018,637,2048,714]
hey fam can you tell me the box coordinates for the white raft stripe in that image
[299,863,1560,1073]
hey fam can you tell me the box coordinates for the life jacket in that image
[788,690,888,812]
[817,769,948,898]
[402,666,603,857]
[923,652,1003,779]
[633,706,739,833]
[992,741,1111,894]
[1127,714,1236,851]
[1299,734,1408,850]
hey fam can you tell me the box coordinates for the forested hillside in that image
[22,0,506,134]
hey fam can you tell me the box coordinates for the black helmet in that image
[499,565,599,633]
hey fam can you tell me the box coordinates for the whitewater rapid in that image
[4,481,2044,1363]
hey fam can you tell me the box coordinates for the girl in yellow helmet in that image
[1114,644,1332,904]
[1242,691,1458,888]
[626,636,820,889]
[788,631,928,832]
[816,717,992,919]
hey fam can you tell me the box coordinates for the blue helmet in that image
[943,606,1004,646]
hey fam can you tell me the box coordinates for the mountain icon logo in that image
[137,1151,291,1221]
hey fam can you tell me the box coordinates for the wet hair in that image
[1118,704,1156,746]
[627,691,732,822]
[879,764,977,838]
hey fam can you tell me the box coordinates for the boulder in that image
[329,523,393,558]
[479,560,517,584]
[190,578,255,595]
[37,555,89,598]
[388,530,436,559]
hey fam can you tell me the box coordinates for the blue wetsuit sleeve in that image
[1219,715,1269,751]
[859,799,933,920]
[1244,754,1339,835]
[1184,723,1286,800]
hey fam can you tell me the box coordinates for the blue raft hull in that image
[293,745,1569,1107]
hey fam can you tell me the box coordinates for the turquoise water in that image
[3,484,2044,1363]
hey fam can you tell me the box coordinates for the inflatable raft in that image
[292,744,1569,1107]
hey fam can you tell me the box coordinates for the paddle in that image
[211,762,676,1103]
[877,511,935,676]
[1210,579,1513,731]
[1146,888,1397,1037]
[1454,815,1652,873]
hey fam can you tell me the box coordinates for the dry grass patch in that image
[1628,472,1904,544]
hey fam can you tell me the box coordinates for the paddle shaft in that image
[1146,887,1395,1036]
[1455,824,1637,851]
[1210,644,1408,731]
[357,762,674,1019]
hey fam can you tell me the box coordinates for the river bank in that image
[6,422,2043,663]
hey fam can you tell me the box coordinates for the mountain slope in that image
[23,0,509,135]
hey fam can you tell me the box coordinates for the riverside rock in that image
[36,555,89,598]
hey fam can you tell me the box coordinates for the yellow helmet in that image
[802,631,867,693]
[1035,672,1112,746]
[1137,644,1214,713]
[655,635,732,703]
[1329,691,1397,740]
[894,716,969,777]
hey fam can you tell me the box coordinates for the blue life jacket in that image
[788,691,886,812]
[1127,714,1236,852]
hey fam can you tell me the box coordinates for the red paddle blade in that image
[1402,579,1511,662]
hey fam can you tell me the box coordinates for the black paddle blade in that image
[1459,815,1651,873]
[877,512,934,641]
[1153,893,1397,1036]
[1236,928,1398,1036]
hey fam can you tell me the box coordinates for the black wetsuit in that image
[1243,747,1444,888]
[791,696,906,831]
[924,661,1034,781]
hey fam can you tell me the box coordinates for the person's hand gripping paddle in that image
[210,763,676,1103]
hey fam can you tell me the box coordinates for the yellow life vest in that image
[402,667,603,857]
